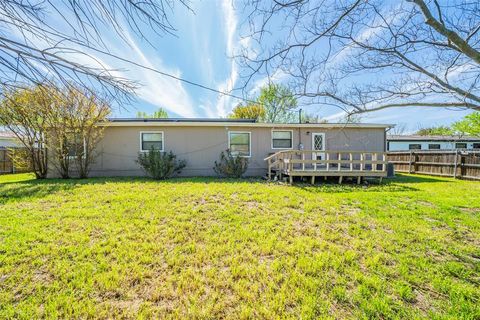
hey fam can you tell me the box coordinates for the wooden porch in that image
[265,150,388,184]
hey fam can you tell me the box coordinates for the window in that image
[455,142,467,149]
[473,143,480,149]
[228,132,251,157]
[428,144,440,150]
[408,144,421,150]
[63,133,86,158]
[272,130,292,149]
[140,132,163,152]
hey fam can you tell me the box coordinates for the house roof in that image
[103,118,393,129]
[108,118,257,123]
[0,131,17,139]
[387,135,480,142]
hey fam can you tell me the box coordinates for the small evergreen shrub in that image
[137,148,186,180]
[213,149,248,178]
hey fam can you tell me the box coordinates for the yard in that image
[0,174,479,319]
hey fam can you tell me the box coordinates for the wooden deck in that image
[265,150,388,184]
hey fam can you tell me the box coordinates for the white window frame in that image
[140,131,164,152]
[228,131,251,158]
[271,129,293,150]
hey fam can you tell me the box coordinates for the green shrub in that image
[137,148,186,180]
[213,149,248,178]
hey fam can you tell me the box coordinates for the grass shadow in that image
[0,173,449,202]
[0,175,268,204]
[293,177,420,194]
[391,173,453,184]
[0,178,82,204]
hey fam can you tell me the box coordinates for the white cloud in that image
[324,110,347,122]
[214,0,240,117]
[120,32,197,117]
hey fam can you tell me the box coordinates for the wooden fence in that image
[0,148,31,174]
[387,150,480,180]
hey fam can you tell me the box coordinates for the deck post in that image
[326,152,329,171]
[379,177,383,184]
[339,176,343,184]
[311,176,315,185]
[268,158,272,180]
[350,153,353,171]
[289,175,293,184]
[357,176,361,184]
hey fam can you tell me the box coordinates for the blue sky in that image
[8,0,474,132]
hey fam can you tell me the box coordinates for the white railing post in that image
[302,152,305,171]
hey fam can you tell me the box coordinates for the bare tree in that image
[238,0,480,115]
[0,1,190,102]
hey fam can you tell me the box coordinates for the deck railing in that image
[265,150,388,183]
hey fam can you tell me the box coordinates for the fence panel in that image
[387,150,480,180]
[0,147,32,174]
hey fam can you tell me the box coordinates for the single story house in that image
[0,131,21,148]
[52,118,391,178]
[387,135,480,151]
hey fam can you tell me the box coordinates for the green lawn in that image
[0,173,479,319]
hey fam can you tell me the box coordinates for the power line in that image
[100,50,257,105]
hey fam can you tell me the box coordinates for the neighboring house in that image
[49,118,391,177]
[0,131,21,148]
[387,135,480,151]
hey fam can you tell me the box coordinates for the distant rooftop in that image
[388,135,480,141]
[0,131,16,139]
[108,118,257,123]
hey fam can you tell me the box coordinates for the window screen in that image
[455,143,467,149]
[229,132,250,156]
[428,144,440,150]
[272,131,292,148]
[473,143,480,149]
[141,132,163,151]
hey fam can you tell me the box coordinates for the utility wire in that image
[98,49,258,105]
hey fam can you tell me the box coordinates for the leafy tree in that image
[415,126,453,136]
[50,86,111,178]
[452,112,480,136]
[136,108,169,118]
[229,103,265,120]
[0,85,52,178]
[257,84,298,123]
[0,84,110,179]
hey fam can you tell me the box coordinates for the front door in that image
[312,133,325,169]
